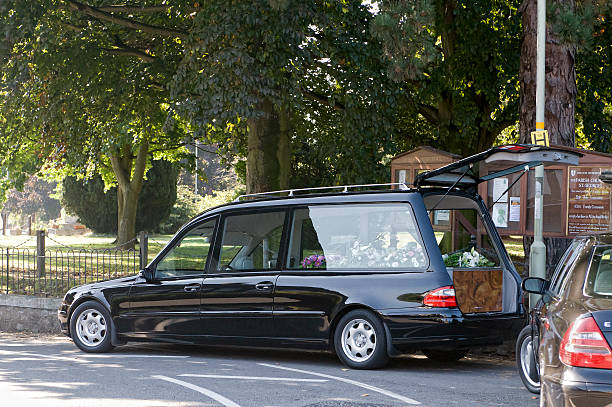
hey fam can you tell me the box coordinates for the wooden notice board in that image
[453,268,503,313]
[567,166,612,235]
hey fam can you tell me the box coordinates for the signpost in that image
[529,0,547,310]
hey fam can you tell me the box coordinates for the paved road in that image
[0,333,538,407]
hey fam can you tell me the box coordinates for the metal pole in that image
[530,0,546,310]
[139,231,148,270]
[194,139,199,196]
[535,0,546,131]
[530,165,546,308]
[36,230,45,277]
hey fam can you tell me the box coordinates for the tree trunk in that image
[519,0,576,275]
[110,141,149,248]
[519,0,577,145]
[246,99,290,194]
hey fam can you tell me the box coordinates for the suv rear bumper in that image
[542,367,612,407]
[380,308,524,351]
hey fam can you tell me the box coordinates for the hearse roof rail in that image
[234,183,410,202]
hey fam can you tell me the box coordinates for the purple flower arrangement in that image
[301,254,326,269]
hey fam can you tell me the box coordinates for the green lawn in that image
[503,236,525,276]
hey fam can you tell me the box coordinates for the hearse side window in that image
[287,203,427,270]
[217,211,286,272]
[155,218,217,278]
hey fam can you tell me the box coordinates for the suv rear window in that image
[287,203,427,270]
[585,247,612,297]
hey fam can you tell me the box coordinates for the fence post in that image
[139,231,148,270]
[5,248,8,294]
[36,230,45,277]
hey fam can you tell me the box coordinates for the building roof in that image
[391,146,462,162]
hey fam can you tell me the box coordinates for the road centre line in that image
[258,363,421,405]
[179,374,328,383]
[152,375,241,407]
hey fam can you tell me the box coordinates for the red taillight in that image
[423,286,458,308]
[559,316,612,369]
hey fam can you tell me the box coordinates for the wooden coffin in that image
[452,268,503,313]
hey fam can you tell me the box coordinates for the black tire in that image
[70,301,114,353]
[516,325,540,394]
[422,348,469,362]
[333,309,389,369]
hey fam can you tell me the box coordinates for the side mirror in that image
[139,267,156,283]
[522,277,549,294]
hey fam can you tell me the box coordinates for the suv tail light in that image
[559,316,612,369]
[423,286,458,308]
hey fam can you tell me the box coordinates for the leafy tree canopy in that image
[371,0,522,155]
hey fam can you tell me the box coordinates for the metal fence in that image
[0,234,144,298]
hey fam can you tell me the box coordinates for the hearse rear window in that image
[287,203,427,270]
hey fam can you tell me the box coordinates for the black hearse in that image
[58,145,580,369]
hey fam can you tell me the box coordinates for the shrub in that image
[62,160,179,233]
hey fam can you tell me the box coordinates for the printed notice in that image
[493,178,509,202]
[493,202,508,228]
[567,166,612,235]
[436,210,450,222]
[509,197,521,222]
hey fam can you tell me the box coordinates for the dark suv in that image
[58,145,578,369]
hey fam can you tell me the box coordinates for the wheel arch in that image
[68,295,122,346]
[328,304,396,356]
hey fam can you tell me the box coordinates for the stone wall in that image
[0,294,61,334]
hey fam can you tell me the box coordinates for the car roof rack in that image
[234,183,410,202]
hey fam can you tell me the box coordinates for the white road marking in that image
[152,375,241,407]
[0,349,188,362]
[77,354,189,359]
[179,374,328,383]
[258,363,421,405]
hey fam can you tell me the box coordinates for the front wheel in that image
[516,325,540,394]
[334,309,389,369]
[70,301,114,353]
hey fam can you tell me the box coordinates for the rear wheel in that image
[516,325,540,394]
[334,309,389,369]
[70,301,114,353]
[422,348,469,362]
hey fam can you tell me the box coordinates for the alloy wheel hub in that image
[87,322,98,334]
[354,332,367,347]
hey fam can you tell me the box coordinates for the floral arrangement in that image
[336,239,427,269]
[442,247,495,268]
[302,254,326,269]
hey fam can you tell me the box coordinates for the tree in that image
[171,0,399,192]
[1,176,61,234]
[371,0,522,156]
[0,0,193,246]
[576,3,612,153]
[518,0,611,274]
[62,160,179,235]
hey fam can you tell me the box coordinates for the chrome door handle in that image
[255,282,274,291]
[184,283,201,292]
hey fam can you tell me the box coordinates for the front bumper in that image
[57,300,69,335]
[542,366,612,407]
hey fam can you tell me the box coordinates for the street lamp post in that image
[530,0,547,309]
